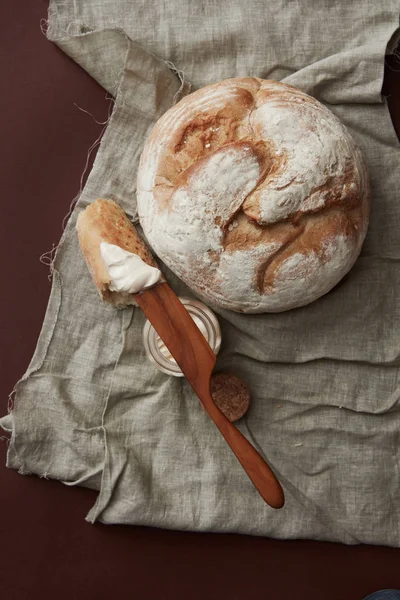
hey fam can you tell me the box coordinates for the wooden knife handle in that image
[200,388,285,508]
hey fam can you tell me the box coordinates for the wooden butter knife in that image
[135,282,285,509]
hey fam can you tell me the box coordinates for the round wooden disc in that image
[209,372,251,422]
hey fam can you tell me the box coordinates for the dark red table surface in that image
[1,2,399,599]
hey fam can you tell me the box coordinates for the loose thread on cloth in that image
[39,95,114,278]
[18,466,31,476]
[60,125,107,236]
[60,98,113,231]
[38,24,128,279]
[7,388,16,413]
[40,18,49,36]
[111,68,127,109]
[41,9,115,276]
[38,28,131,279]
[73,102,110,125]
[39,243,59,281]
[164,60,191,104]
[40,16,77,39]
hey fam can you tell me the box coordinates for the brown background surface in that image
[1,2,399,599]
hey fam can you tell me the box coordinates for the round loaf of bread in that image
[137,78,370,313]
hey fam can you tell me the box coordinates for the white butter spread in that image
[100,242,162,294]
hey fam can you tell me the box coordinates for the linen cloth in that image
[1,0,400,545]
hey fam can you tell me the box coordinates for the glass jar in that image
[142,297,221,377]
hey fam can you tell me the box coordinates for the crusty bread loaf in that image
[137,78,370,313]
[76,199,158,307]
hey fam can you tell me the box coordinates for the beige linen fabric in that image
[1,1,400,545]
